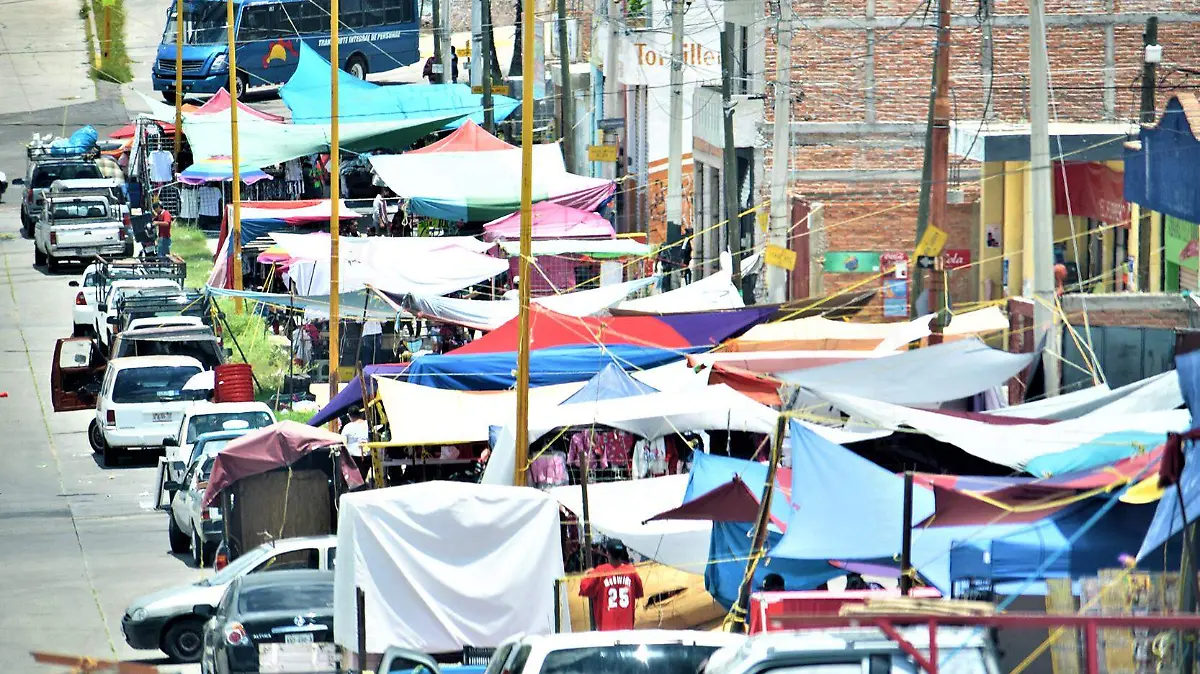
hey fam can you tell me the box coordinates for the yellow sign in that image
[458,44,471,56]
[756,209,768,232]
[764,244,797,271]
[471,84,511,95]
[913,225,948,258]
[588,144,619,162]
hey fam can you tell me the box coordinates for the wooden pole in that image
[512,0,534,486]
[226,0,243,313]
[173,0,184,157]
[579,445,596,629]
[900,470,914,595]
[730,415,786,633]
[481,0,495,132]
[356,587,367,671]
[328,0,342,402]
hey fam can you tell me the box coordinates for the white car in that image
[96,278,185,346]
[164,402,276,483]
[91,356,205,467]
[121,535,337,664]
[70,263,141,337]
[167,431,249,567]
[490,631,746,674]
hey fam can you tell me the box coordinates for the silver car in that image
[121,535,337,663]
[167,431,247,567]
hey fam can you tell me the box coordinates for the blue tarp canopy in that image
[308,364,410,428]
[401,344,700,390]
[1125,94,1200,223]
[280,43,520,128]
[561,362,658,405]
[1139,349,1200,560]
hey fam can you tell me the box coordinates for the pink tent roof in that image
[408,120,516,154]
[195,88,287,122]
[481,202,616,241]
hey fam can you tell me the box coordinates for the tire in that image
[346,55,368,80]
[87,419,106,454]
[161,617,205,664]
[234,72,249,99]
[169,516,189,554]
[192,530,203,567]
[102,443,120,468]
[46,254,59,273]
[161,89,178,104]
[34,244,45,266]
[20,211,31,237]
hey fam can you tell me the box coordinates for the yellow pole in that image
[512,0,534,487]
[1002,161,1024,297]
[328,0,341,401]
[1128,203,1140,291]
[978,161,1004,300]
[226,0,243,313]
[1150,211,1162,292]
[173,0,184,158]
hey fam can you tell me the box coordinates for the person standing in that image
[153,202,173,257]
[341,408,371,480]
[577,539,644,631]
[361,319,383,365]
[372,188,390,233]
[451,46,460,83]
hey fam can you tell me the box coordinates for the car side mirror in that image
[11,178,23,186]
[163,437,178,447]
[97,303,107,312]
[192,604,215,618]
[68,280,80,288]
[164,480,182,492]
[106,316,118,325]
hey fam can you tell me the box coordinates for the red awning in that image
[408,120,516,154]
[1053,161,1130,224]
[646,476,788,530]
[701,361,782,406]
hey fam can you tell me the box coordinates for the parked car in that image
[48,177,133,255]
[121,535,337,664]
[91,355,205,466]
[490,631,745,674]
[95,278,186,347]
[167,430,250,566]
[69,257,187,337]
[35,195,127,272]
[18,154,103,237]
[700,626,1001,674]
[197,570,337,674]
[111,325,227,369]
[166,403,275,483]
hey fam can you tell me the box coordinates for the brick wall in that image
[756,1,1200,311]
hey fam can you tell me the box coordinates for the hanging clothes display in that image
[198,186,222,217]
[149,149,174,183]
[528,451,569,489]
[178,186,200,219]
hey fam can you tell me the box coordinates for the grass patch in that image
[276,408,317,424]
[173,224,216,288]
[88,0,134,83]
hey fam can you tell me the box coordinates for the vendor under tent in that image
[308,364,410,428]
[369,146,616,222]
[482,202,615,242]
[334,482,563,654]
[385,277,656,332]
[778,337,1039,406]
[481,384,779,485]
[280,43,520,128]
[817,389,1187,474]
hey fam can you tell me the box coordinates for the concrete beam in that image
[789,168,983,182]
[1060,293,1195,313]
[797,12,1200,30]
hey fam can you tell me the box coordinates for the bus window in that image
[162,2,228,45]
[365,0,386,24]
[239,4,285,41]
[342,0,364,28]
[298,2,322,34]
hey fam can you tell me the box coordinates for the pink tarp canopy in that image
[482,202,616,242]
[202,421,364,505]
[408,119,515,154]
[195,88,287,122]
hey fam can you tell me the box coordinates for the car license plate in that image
[284,633,313,644]
[258,643,336,673]
[153,412,172,423]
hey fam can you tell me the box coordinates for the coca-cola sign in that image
[943,249,971,269]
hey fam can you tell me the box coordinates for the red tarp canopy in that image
[408,119,515,154]
[195,88,287,122]
[482,202,615,242]
[451,304,775,355]
[646,475,789,530]
[202,421,363,505]
[697,360,782,406]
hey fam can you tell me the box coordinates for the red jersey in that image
[578,563,644,631]
[155,210,173,238]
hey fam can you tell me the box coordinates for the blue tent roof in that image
[401,344,700,390]
[1139,349,1200,560]
[281,43,519,129]
[561,362,658,405]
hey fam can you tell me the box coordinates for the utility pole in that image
[226,0,243,313]
[172,0,184,158]
[602,0,620,180]
[665,0,686,289]
[439,0,452,82]
[911,0,949,324]
[1138,16,1159,291]
[432,0,444,82]
[1029,0,1058,396]
[720,26,742,290]
[557,0,574,168]
[328,0,342,400]
[513,0,535,485]
[482,0,495,131]
[766,0,792,303]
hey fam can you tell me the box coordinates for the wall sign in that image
[823,252,881,274]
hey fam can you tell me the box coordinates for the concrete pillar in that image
[1003,161,1026,297]
[1101,223,1114,292]
[1022,161,1034,296]
[1129,203,1140,291]
[979,162,1005,300]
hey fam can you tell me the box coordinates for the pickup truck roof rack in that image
[94,256,188,305]
[114,291,212,331]
[26,144,100,162]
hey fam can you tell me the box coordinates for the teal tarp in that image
[280,43,519,128]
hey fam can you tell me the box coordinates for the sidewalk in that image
[0,0,97,115]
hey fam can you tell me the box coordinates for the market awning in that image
[308,364,410,428]
[617,262,744,313]
[482,202,615,242]
[408,120,516,153]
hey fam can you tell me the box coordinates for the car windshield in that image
[111,366,202,403]
[187,411,271,442]
[50,200,111,220]
[238,582,334,613]
[200,456,216,481]
[33,164,103,189]
[163,2,229,44]
[539,645,724,674]
[189,437,235,465]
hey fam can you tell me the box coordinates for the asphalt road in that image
[0,89,206,672]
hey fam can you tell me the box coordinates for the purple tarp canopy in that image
[308,363,410,428]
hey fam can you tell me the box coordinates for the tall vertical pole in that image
[481,0,495,131]
[328,0,342,401]
[512,0,535,486]
[173,0,184,158]
[557,0,574,169]
[1028,0,1058,396]
[665,0,686,277]
[900,470,914,595]
[766,0,792,303]
[439,0,452,82]
[432,0,443,82]
[720,26,741,290]
[226,0,244,312]
[730,415,786,633]
[602,0,619,180]
[1138,17,1158,291]
[927,0,951,337]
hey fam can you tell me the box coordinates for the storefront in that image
[1164,215,1200,292]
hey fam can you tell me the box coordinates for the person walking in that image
[578,539,644,631]
[360,319,382,365]
[341,408,371,480]
[451,46,460,83]
[152,202,173,257]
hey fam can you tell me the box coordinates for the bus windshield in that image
[162,2,228,45]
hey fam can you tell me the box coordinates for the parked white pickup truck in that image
[35,195,126,272]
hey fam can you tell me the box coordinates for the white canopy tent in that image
[617,268,745,314]
[334,482,564,654]
[983,370,1182,421]
[481,384,780,486]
